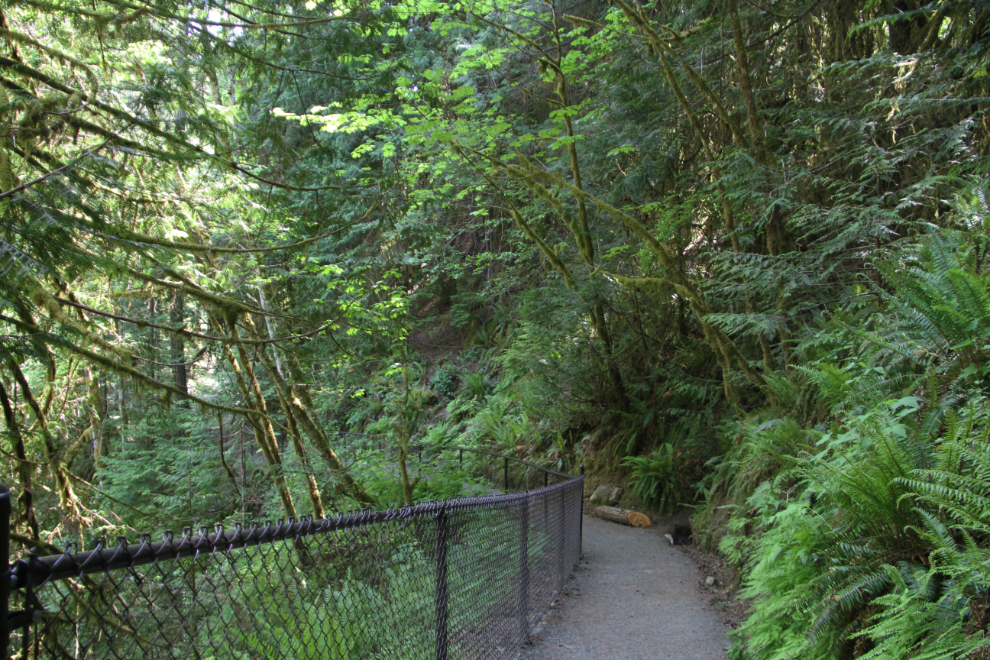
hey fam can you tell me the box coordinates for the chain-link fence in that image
[0,448,584,659]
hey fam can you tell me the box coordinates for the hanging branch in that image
[0,56,352,192]
[55,298,337,345]
[0,139,111,201]
[216,413,242,501]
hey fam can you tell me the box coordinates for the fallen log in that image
[592,506,651,527]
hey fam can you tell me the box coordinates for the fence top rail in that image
[8,451,582,591]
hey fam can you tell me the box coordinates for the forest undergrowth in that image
[2,0,990,656]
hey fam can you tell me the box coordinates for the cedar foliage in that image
[1,0,990,656]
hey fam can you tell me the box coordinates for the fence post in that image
[503,457,509,492]
[579,465,585,559]
[0,484,11,660]
[560,485,567,588]
[518,495,529,643]
[434,507,450,660]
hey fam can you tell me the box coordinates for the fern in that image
[622,442,698,514]
[854,563,986,660]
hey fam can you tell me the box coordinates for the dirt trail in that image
[519,514,729,660]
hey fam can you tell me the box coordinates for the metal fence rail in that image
[0,448,584,659]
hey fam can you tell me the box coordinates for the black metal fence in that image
[0,447,584,659]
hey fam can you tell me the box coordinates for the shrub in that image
[429,364,460,400]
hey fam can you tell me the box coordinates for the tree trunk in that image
[216,317,296,519]
[170,293,188,405]
[252,333,326,518]
[6,360,81,531]
[592,506,651,527]
[0,378,40,540]
[280,350,375,504]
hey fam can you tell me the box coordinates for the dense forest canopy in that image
[2,0,990,655]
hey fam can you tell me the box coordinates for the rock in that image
[589,484,623,506]
[608,486,624,505]
[705,576,716,587]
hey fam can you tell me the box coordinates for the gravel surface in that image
[519,514,730,660]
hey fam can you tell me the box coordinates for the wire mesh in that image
[2,452,583,660]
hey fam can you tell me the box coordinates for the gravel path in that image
[519,514,730,660]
